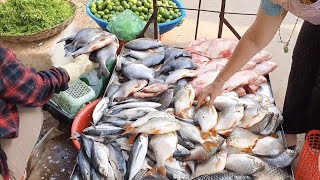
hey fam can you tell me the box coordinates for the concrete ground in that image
[23,0,306,178]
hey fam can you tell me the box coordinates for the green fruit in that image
[163,11,170,18]
[158,7,165,14]
[105,0,112,4]
[174,9,179,13]
[124,4,130,9]
[157,14,162,18]
[98,11,105,16]
[149,9,154,13]
[115,1,120,6]
[157,16,161,22]
[177,12,181,16]
[90,2,97,8]
[91,8,97,14]
[103,15,108,19]
[114,6,120,11]
[139,15,144,20]
[142,7,148,13]
[128,2,133,6]
[160,18,165,23]
[104,9,110,14]
[165,19,170,22]
[107,5,113,10]
[119,7,124,11]
[136,1,142,7]
[96,14,102,19]
[96,1,103,5]
[168,15,173,20]
[108,14,113,18]
[111,10,116,14]
[97,5,103,11]
[172,13,179,19]
[137,6,142,12]
[169,10,174,15]
[135,11,140,16]
[157,1,162,6]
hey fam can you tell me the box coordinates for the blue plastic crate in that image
[86,0,186,34]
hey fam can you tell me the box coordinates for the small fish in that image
[110,80,148,104]
[122,61,156,82]
[225,154,266,175]
[157,89,174,111]
[107,144,127,180]
[173,144,191,158]
[78,150,91,180]
[160,57,197,73]
[72,34,117,58]
[213,96,240,110]
[124,38,163,51]
[133,91,161,98]
[253,164,291,180]
[91,166,107,180]
[106,84,120,98]
[83,124,124,136]
[252,136,285,157]
[116,55,139,71]
[89,42,119,78]
[215,105,244,134]
[109,102,161,113]
[165,48,192,59]
[239,108,268,129]
[107,161,116,180]
[107,119,132,127]
[147,132,178,177]
[194,105,218,139]
[140,83,168,93]
[91,141,110,177]
[81,135,93,159]
[227,128,260,150]
[174,84,195,119]
[109,107,158,119]
[177,121,216,152]
[92,97,109,125]
[194,151,228,178]
[128,135,149,180]
[261,114,279,136]
[142,52,166,67]
[248,112,274,134]
[166,69,198,85]
[262,148,298,168]
[176,78,189,88]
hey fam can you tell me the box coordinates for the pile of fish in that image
[71,38,297,180]
[186,38,278,95]
[58,28,119,79]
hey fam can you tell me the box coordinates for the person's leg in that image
[282,21,320,147]
[0,106,43,180]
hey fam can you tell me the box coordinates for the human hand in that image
[196,79,225,108]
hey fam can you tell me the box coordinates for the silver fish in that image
[92,97,109,125]
[253,164,291,180]
[116,55,139,71]
[160,57,197,73]
[165,48,192,59]
[122,61,156,82]
[252,136,285,157]
[174,84,195,119]
[107,161,116,180]
[262,148,298,168]
[195,172,253,180]
[261,114,279,135]
[173,144,191,158]
[266,104,283,132]
[195,151,228,178]
[109,102,161,113]
[91,141,110,177]
[239,96,263,109]
[81,135,93,159]
[124,38,163,51]
[178,135,195,150]
[115,137,132,151]
[78,149,91,180]
[227,128,259,149]
[239,108,268,129]
[109,107,158,119]
[132,117,181,136]
[248,112,274,134]
[148,132,178,177]
[194,105,218,139]
[215,105,244,134]
[166,69,198,85]
[107,119,131,127]
[128,135,149,180]
[106,84,120,98]
[176,78,189,88]
[83,124,124,136]
[157,89,174,111]
[225,154,266,175]
[110,80,148,104]
[107,144,127,180]
[91,166,107,180]
[142,52,166,67]
[213,96,240,110]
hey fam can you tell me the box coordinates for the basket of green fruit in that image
[0,0,76,43]
[87,0,186,34]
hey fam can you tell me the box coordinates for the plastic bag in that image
[108,9,146,42]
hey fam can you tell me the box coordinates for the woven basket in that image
[0,1,76,43]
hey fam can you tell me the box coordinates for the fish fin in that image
[158,166,167,177]
[195,126,201,131]
[258,135,266,139]
[168,156,174,163]
[203,141,217,152]
[223,131,232,137]
[241,148,253,153]
[201,132,212,139]
[146,167,157,176]
[181,109,190,119]
[127,133,138,145]
[122,125,135,135]
[210,129,218,137]
[269,133,279,138]
[152,129,161,134]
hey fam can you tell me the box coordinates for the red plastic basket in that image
[295,130,320,180]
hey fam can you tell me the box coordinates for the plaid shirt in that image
[0,46,70,179]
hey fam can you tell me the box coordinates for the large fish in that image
[184,144,209,163]
[214,105,244,135]
[252,136,285,157]
[225,154,266,175]
[164,47,192,59]
[253,164,291,180]
[78,149,91,180]
[122,61,156,82]
[83,124,124,136]
[174,84,195,119]
[109,102,161,113]
[89,42,119,78]
[160,57,197,73]
[92,97,109,125]
[194,105,218,139]
[107,144,127,180]
[262,148,298,168]
[106,84,121,98]
[128,135,149,180]
[261,114,279,135]
[239,107,268,128]
[147,132,178,177]
[81,135,94,159]
[194,151,227,178]
[226,128,260,150]
[91,141,110,177]
[142,51,166,67]
[165,69,198,85]
[124,38,163,51]
[108,107,158,119]
[109,80,148,104]
[238,96,262,109]
[213,96,240,110]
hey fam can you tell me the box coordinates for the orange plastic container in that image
[295,130,320,180]
[71,98,101,152]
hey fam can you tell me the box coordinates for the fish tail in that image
[201,132,212,139]
[152,128,161,135]
[122,125,135,135]
[167,156,174,163]
[146,167,157,176]
[241,148,253,153]
[210,129,218,137]
[203,141,217,152]
[127,133,138,145]
[268,132,279,138]
[158,166,167,177]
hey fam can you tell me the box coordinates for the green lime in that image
[107,5,113,10]
[131,5,137,10]
[128,2,133,6]
[91,8,97,14]
[108,14,113,18]
[142,0,148,4]
[168,15,173,20]
[96,1,103,5]
[105,0,112,4]
[177,12,181,16]
[111,10,116,14]
[98,11,105,16]
[97,5,103,11]
[148,0,152,3]
[135,11,140,16]
[157,14,162,18]
[169,10,174,15]
[115,1,120,6]
[158,7,165,14]
[142,7,148,13]
[136,1,142,7]
[119,7,124,11]
[165,19,170,22]
[174,9,179,13]
[103,15,108,19]
[160,17,165,23]
[143,14,148,20]
[104,9,110,14]
[149,9,154,13]
[157,16,161,22]
[114,6,119,11]
[90,2,97,8]
[139,15,144,20]
[137,6,142,12]
[123,4,130,9]
[110,2,115,6]
[121,1,126,6]
[163,11,170,18]
[96,14,102,19]
[172,13,179,19]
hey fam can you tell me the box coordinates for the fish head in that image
[226,135,238,146]
[253,159,266,169]
[286,149,298,157]
[217,150,228,158]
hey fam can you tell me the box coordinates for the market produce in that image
[71,37,293,180]
[89,0,182,22]
[59,28,119,79]
[0,0,75,35]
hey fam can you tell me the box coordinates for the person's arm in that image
[197,5,288,107]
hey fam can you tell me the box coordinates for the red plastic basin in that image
[71,98,101,152]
